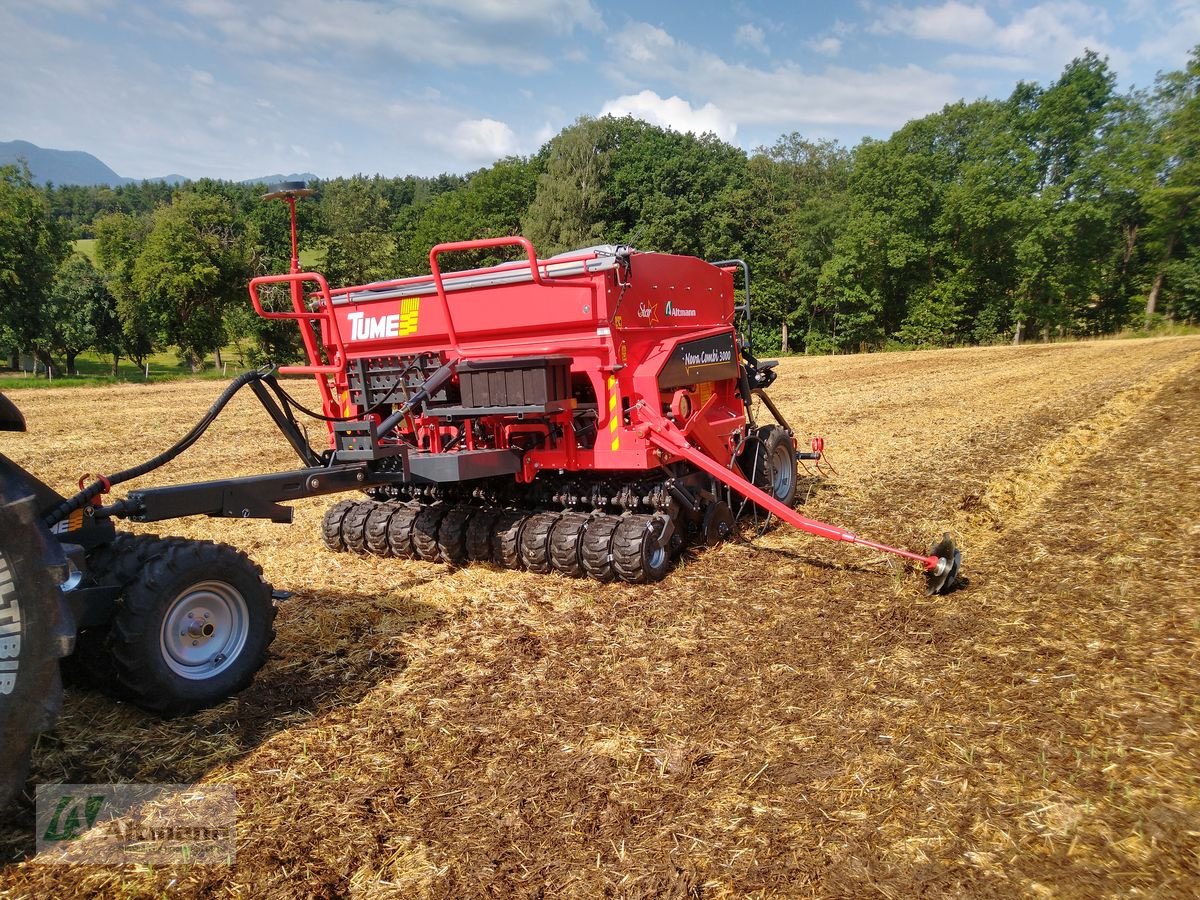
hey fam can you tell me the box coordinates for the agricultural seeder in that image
[0,184,960,808]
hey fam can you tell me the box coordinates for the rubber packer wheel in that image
[611,515,671,584]
[321,498,358,552]
[466,508,502,562]
[580,514,620,582]
[365,502,403,557]
[438,506,474,566]
[492,510,530,569]
[106,540,276,717]
[549,512,590,577]
[520,512,561,574]
[412,504,448,562]
[0,486,68,811]
[342,500,378,555]
[387,504,421,558]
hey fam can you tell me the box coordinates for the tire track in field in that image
[950,348,1200,558]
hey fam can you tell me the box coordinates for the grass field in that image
[1,336,1198,897]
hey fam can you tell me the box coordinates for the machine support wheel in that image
[549,512,590,577]
[365,502,402,557]
[342,501,377,555]
[0,485,69,810]
[386,504,421,559]
[752,425,798,508]
[581,514,621,582]
[466,508,502,562]
[438,506,474,566]
[412,504,449,563]
[321,499,358,552]
[520,512,561,574]
[492,510,530,569]
[611,514,672,584]
[105,540,276,717]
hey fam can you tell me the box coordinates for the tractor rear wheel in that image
[520,512,561,574]
[581,514,620,582]
[321,499,358,552]
[549,512,590,577]
[0,481,68,810]
[611,515,671,584]
[105,540,276,716]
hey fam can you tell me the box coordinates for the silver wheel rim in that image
[159,581,249,680]
[769,442,794,501]
[646,541,667,570]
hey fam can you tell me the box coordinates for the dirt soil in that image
[1,336,1198,898]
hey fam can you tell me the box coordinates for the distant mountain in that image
[0,139,317,187]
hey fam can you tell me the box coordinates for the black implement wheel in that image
[387,504,421,559]
[342,501,377,555]
[466,508,502,562]
[365,502,402,557]
[0,482,68,810]
[612,515,671,584]
[520,512,561,574]
[438,506,474,566]
[549,512,590,577]
[492,510,530,569]
[321,498,358,552]
[412,504,448,563]
[106,540,276,716]
[739,425,797,511]
[580,514,620,582]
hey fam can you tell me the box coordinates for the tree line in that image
[1,48,1196,377]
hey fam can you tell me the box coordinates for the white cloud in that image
[735,23,768,54]
[871,1,996,43]
[621,22,676,64]
[808,36,843,56]
[600,90,737,140]
[442,118,520,162]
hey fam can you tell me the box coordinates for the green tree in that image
[94,211,154,368]
[319,177,395,286]
[40,253,117,374]
[133,191,248,370]
[0,162,69,374]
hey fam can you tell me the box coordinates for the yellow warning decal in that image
[399,297,420,336]
[340,389,352,417]
[68,508,84,531]
[607,375,620,452]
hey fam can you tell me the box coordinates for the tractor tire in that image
[412,504,448,563]
[549,512,590,577]
[386,504,421,559]
[466,507,502,562]
[0,478,69,810]
[520,512,561,574]
[321,498,358,552]
[612,515,671,584]
[437,506,474,566]
[342,501,377,555]
[492,510,530,570]
[105,539,276,716]
[580,514,621,583]
[365,502,402,557]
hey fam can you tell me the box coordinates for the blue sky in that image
[2,1,1197,181]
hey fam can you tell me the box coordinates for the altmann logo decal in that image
[0,553,23,696]
[665,301,697,318]
[347,298,420,341]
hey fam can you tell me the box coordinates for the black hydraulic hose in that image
[42,369,268,528]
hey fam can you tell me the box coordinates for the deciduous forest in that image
[2,49,1197,375]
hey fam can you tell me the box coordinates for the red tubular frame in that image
[637,415,941,571]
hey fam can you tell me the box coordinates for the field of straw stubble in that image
[1,335,1198,898]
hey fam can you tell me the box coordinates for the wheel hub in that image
[160,582,250,679]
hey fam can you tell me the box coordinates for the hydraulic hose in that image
[42,369,269,528]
